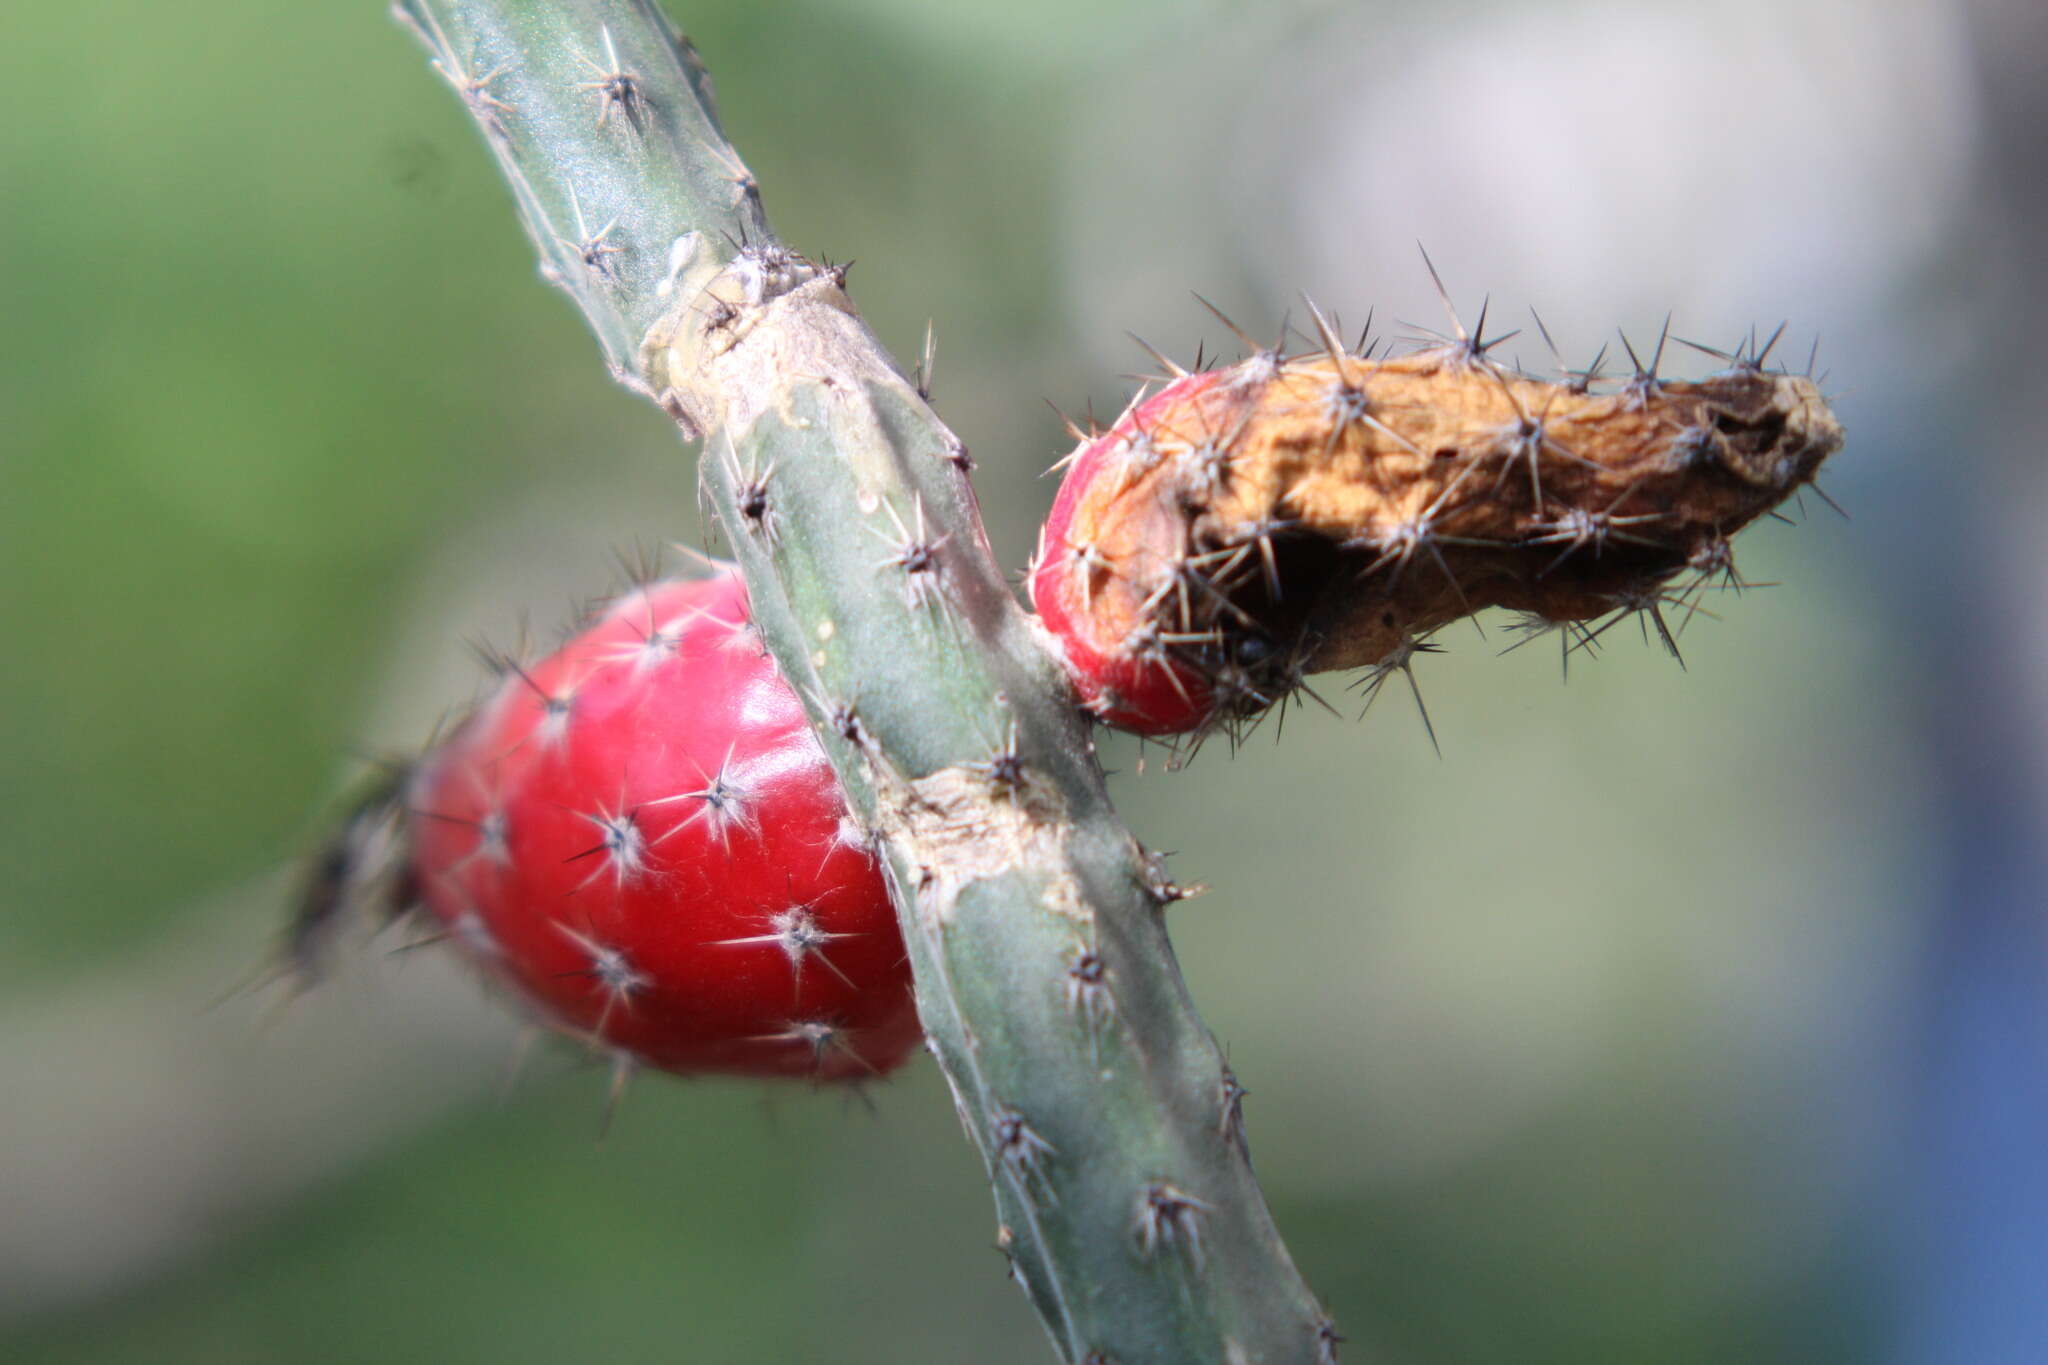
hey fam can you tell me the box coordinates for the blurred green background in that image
[5,0,2045,1361]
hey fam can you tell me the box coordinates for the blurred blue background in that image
[4,0,2045,1360]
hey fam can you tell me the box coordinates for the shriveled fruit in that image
[1030,306,1844,740]
[404,566,919,1082]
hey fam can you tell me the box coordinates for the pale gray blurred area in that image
[0,891,518,1315]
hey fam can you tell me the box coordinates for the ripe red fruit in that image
[406,567,919,1082]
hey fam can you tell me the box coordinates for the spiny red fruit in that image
[407,566,919,1082]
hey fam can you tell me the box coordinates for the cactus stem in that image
[396,2,1335,1359]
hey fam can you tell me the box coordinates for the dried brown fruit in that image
[1032,309,1843,743]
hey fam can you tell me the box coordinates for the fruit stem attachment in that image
[394,2,1330,1360]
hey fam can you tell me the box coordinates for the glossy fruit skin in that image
[408,568,919,1081]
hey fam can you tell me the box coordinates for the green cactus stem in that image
[392,1,1332,1361]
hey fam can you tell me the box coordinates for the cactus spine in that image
[393,2,1330,1361]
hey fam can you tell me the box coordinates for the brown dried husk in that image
[1057,344,1843,712]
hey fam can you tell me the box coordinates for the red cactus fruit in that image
[407,566,919,1082]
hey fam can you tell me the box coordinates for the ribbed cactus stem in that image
[394,2,1331,1360]
[392,0,759,395]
